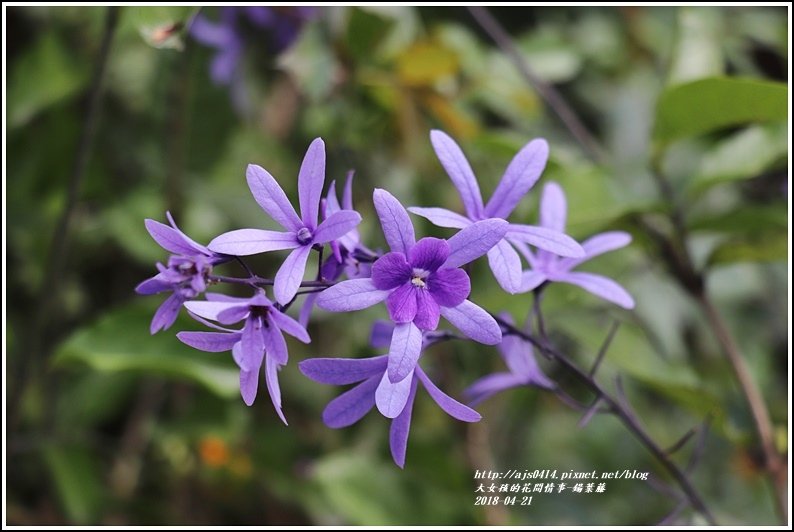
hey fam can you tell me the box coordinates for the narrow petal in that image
[262,321,289,365]
[325,180,341,218]
[184,300,241,321]
[369,320,394,350]
[342,170,355,211]
[205,293,253,303]
[427,268,470,307]
[165,212,211,255]
[441,300,502,345]
[499,327,554,388]
[444,219,508,269]
[486,239,522,293]
[415,367,481,422]
[557,231,632,271]
[414,289,441,330]
[135,275,172,295]
[371,252,411,290]
[315,278,390,312]
[485,138,549,219]
[298,137,326,227]
[430,130,484,218]
[375,370,414,418]
[408,207,471,229]
[518,270,547,293]
[540,181,567,232]
[150,293,184,333]
[373,188,415,254]
[409,237,450,271]
[386,284,418,324]
[269,309,311,343]
[216,305,252,325]
[265,357,287,424]
[555,271,635,309]
[246,163,302,231]
[144,219,202,256]
[177,331,242,352]
[241,316,265,370]
[389,378,418,468]
[322,376,380,428]
[299,355,388,384]
[232,342,248,370]
[274,245,312,305]
[240,368,259,406]
[507,225,584,258]
[208,229,299,256]
[313,209,362,244]
[387,322,423,383]
[464,373,527,406]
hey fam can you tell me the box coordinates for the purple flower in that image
[136,212,228,334]
[300,353,480,468]
[409,130,585,294]
[465,313,555,406]
[316,189,505,383]
[208,138,362,305]
[178,291,310,422]
[517,182,635,309]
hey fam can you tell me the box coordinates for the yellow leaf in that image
[396,41,458,87]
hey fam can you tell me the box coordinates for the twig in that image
[665,426,698,456]
[590,320,620,377]
[491,314,716,524]
[467,6,606,164]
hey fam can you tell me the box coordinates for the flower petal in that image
[325,180,341,218]
[262,320,289,365]
[241,316,265,370]
[441,300,501,345]
[464,373,527,406]
[269,309,311,343]
[274,245,312,305]
[166,212,211,255]
[315,278,390,312]
[322,375,380,428]
[177,331,242,352]
[427,268,470,307]
[555,271,635,309]
[408,207,471,229]
[369,320,395,349]
[313,209,362,244]
[265,356,287,424]
[486,239,522,293]
[415,367,481,422]
[135,274,173,295]
[386,283,418,324]
[409,237,450,271]
[557,231,632,271]
[298,137,326,227]
[430,130,484,218]
[299,355,389,384]
[389,378,418,468]
[298,291,318,328]
[540,181,567,232]
[375,370,414,418]
[240,367,259,406]
[342,170,355,211]
[444,219,508,269]
[485,138,549,219]
[217,305,252,325]
[371,252,411,290]
[145,219,205,256]
[246,163,302,231]
[507,224,584,258]
[184,300,242,321]
[414,289,441,330]
[208,229,299,256]
[518,270,547,293]
[150,293,184,333]
[387,322,423,383]
[373,188,415,255]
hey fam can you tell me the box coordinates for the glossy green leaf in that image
[53,302,240,398]
[43,446,104,524]
[654,77,787,142]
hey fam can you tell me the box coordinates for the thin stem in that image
[467,6,606,164]
[208,274,334,289]
[493,314,716,524]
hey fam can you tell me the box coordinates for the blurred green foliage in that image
[6,5,788,526]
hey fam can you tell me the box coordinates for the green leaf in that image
[653,77,788,142]
[691,123,787,191]
[43,446,104,524]
[278,21,337,102]
[708,232,787,266]
[396,41,459,87]
[667,8,724,84]
[344,7,394,61]
[7,33,87,128]
[52,302,240,398]
[688,205,787,235]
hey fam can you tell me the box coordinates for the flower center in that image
[411,268,429,288]
[296,227,313,245]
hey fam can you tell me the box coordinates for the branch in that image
[467,6,606,164]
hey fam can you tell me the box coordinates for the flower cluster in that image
[138,131,634,467]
